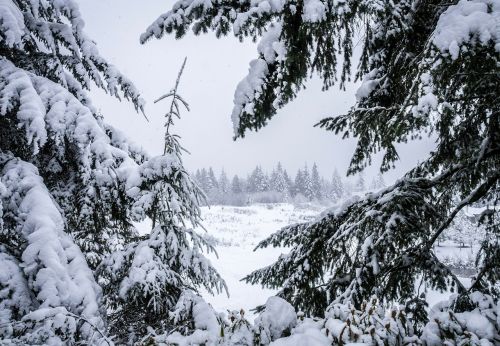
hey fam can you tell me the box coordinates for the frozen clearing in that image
[197,203,321,320]
[196,203,476,321]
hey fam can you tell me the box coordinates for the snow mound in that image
[433,0,500,59]
[0,0,25,47]
[255,296,297,342]
[270,318,330,346]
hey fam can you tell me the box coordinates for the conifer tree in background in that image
[194,168,202,184]
[97,59,225,343]
[204,166,220,202]
[144,0,500,339]
[219,168,230,203]
[283,169,293,197]
[247,167,259,193]
[199,168,209,191]
[198,167,212,205]
[192,162,349,206]
[270,162,290,200]
[269,168,278,189]
[330,168,344,200]
[231,174,243,194]
[278,163,290,200]
[195,166,220,204]
[302,164,315,201]
[262,169,270,192]
[370,172,386,190]
[229,173,249,205]
[208,167,219,190]
[354,172,366,192]
[248,165,268,193]
[320,177,332,201]
[293,168,305,198]
[376,172,386,189]
[311,163,322,201]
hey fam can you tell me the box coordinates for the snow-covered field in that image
[197,203,321,320]
[196,203,480,321]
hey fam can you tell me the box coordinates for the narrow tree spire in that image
[155,57,190,157]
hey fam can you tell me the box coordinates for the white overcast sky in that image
[78,0,435,183]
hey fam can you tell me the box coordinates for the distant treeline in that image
[193,163,386,206]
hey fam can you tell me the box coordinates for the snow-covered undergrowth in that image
[159,278,498,346]
[151,203,498,345]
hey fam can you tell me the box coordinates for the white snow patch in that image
[0,0,25,47]
[355,68,380,101]
[302,0,326,22]
[255,296,297,342]
[433,0,500,59]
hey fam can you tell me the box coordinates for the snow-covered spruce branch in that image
[0,311,111,340]
[426,173,500,248]
[139,293,500,345]
[55,312,114,346]
[0,0,145,115]
[0,155,107,344]
[245,148,498,319]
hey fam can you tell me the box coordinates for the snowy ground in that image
[195,203,479,321]
[196,203,321,320]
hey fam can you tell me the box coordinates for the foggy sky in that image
[79,0,436,183]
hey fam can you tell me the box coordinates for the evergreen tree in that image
[0,1,145,343]
[311,163,322,201]
[145,0,500,332]
[283,169,293,198]
[261,170,270,192]
[269,168,278,190]
[231,174,243,194]
[208,167,219,190]
[302,164,315,201]
[270,162,289,200]
[97,59,225,343]
[248,165,267,193]
[194,169,202,186]
[375,172,386,189]
[219,169,230,194]
[247,167,258,193]
[199,168,209,192]
[293,168,305,197]
[201,166,220,203]
[320,177,331,200]
[369,173,386,190]
[330,168,344,200]
[218,168,230,203]
[354,172,366,192]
